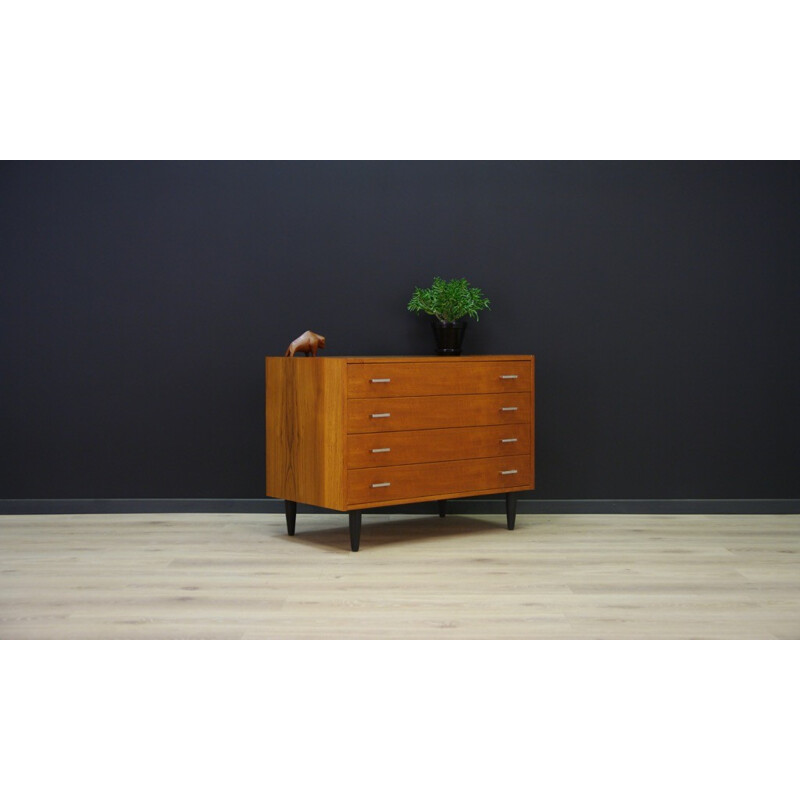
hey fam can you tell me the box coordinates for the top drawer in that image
[347,360,532,398]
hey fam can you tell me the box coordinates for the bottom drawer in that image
[348,454,532,506]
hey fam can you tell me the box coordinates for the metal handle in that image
[371,482,391,488]
[370,378,391,383]
[501,438,518,443]
[500,469,518,475]
[371,448,391,453]
[500,375,518,380]
[371,413,391,418]
[501,407,518,412]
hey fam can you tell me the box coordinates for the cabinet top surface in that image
[265,355,534,363]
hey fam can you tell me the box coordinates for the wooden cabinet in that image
[266,355,535,550]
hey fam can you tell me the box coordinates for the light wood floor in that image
[1,512,798,639]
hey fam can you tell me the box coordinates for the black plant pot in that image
[431,320,467,356]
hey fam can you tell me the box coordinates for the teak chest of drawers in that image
[265,355,535,551]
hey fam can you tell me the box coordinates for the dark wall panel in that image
[1,161,798,500]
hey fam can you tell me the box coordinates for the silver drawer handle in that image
[501,407,518,412]
[371,413,391,418]
[371,448,391,453]
[501,438,518,443]
[500,469,518,475]
[500,374,518,379]
[371,482,391,488]
[370,378,391,383]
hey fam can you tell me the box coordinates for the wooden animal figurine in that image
[285,330,326,357]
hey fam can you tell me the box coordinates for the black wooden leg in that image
[437,499,447,518]
[505,492,517,531]
[285,499,297,536]
[349,511,362,552]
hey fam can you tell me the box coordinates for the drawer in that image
[347,360,531,398]
[347,392,531,433]
[347,424,530,468]
[348,454,532,505]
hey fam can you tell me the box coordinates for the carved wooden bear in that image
[285,330,326,357]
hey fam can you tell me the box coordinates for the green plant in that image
[407,277,491,323]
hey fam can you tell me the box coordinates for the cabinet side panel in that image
[530,355,535,490]
[265,357,290,501]
[266,357,346,510]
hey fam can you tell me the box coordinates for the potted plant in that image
[407,277,490,355]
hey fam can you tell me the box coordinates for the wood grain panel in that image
[348,360,532,398]
[347,424,531,468]
[266,357,346,510]
[347,392,531,433]
[347,454,532,505]
[530,355,536,491]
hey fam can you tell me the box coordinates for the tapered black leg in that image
[505,492,517,531]
[349,511,362,552]
[285,499,297,536]
[437,499,447,518]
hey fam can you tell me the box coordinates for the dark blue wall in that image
[2,161,798,502]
